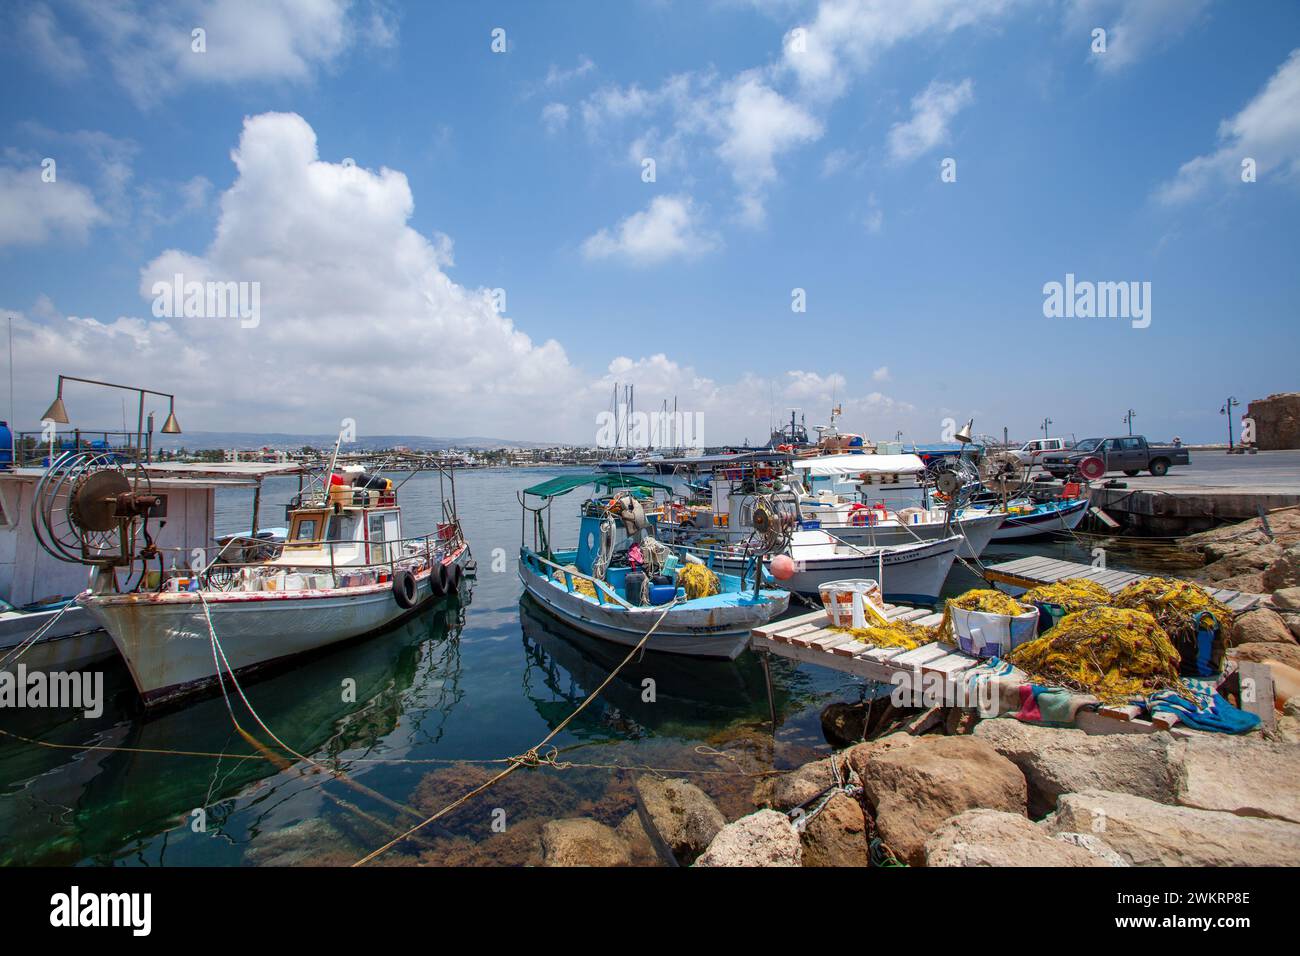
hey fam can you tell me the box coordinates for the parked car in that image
[1042,436,1190,479]
[1009,437,1068,466]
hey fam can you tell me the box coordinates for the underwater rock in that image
[634,776,726,866]
[820,701,868,748]
[924,809,1120,867]
[860,736,1027,866]
[244,818,358,867]
[799,791,869,867]
[693,809,801,867]
[615,811,660,866]
[973,719,1179,816]
[540,818,632,867]
[1049,790,1300,866]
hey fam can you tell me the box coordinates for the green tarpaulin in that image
[521,472,673,499]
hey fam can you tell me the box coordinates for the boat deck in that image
[983,556,1267,611]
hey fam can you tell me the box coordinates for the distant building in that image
[1247,393,1300,450]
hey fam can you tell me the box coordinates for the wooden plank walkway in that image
[983,556,1266,612]
[751,605,1193,736]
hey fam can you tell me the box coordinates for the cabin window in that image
[326,514,358,542]
[292,516,320,541]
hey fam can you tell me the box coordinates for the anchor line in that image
[0,598,77,668]
[351,594,684,867]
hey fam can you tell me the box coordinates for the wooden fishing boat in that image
[517,474,789,659]
[33,450,471,707]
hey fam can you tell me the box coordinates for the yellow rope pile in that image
[553,566,597,598]
[1111,576,1235,646]
[934,588,1034,640]
[1022,578,1112,614]
[1007,607,1188,702]
[835,621,934,651]
[677,562,721,600]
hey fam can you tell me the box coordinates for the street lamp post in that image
[1041,417,1052,440]
[1123,409,1136,436]
[41,375,181,464]
[1220,396,1240,450]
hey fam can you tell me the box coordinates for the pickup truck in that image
[1041,436,1190,479]
[1010,437,1068,466]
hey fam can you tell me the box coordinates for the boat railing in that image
[519,548,636,609]
[146,527,464,594]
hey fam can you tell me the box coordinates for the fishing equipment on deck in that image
[1111,576,1232,677]
[835,620,932,651]
[1022,578,1112,631]
[1007,606,1188,703]
[677,562,721,601]
[936,589,1039,658]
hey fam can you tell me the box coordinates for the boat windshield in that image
[326,514,359,542]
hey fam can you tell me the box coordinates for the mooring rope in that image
[351,595,683,867]
[0,598,77,668]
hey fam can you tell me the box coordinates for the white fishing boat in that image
[33,449,471,707]
[517,474,789,659]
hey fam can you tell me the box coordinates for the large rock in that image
[860,736,1027,866]
[752,755,846,811]
[844,732,918,782]
[616,812,660,867]
[1048,790,1300,866]
[1170,735,1300,824]
[1274,587,1300,612]
[924,809,1121,867]
[1246,392,1300,450]
[800,792,869,867]
[634,776,726,866]
[1212,571,1267,594]
[1264,545,1300,592]
[973,719,1178,816]
[1197,544,1282,582]
[1231,607,1296,646]
[1230,641,1300,671]
[540,818,632,867]
[693,810,801,867]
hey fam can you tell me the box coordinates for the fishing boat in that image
[974,496,1089,540]
[33,449,471,706]
[517,473,789,659]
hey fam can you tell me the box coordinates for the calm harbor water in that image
[0,467,1192,866]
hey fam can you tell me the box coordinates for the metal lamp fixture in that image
[40,375,182,462]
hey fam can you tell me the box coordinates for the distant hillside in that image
[153,431,560,451]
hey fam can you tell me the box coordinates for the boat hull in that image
[0,604,115,674]
[988,499,1088,540]
[518,562,788,659]
[709,535,961,603]
[80,547,470,707]
[812,511,1004,559]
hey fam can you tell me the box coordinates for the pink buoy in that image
[770,554,795,580]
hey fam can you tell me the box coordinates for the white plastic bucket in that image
[950,602,1038,658]
[820,579,884,628]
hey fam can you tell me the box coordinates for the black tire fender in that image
[428,561,448,598]
[447,561,464,592]
[392,569,418,609]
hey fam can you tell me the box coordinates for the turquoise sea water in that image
[0,467,1180,866]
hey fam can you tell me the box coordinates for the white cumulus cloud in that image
[581,194,721,265]
[887,78,974,162]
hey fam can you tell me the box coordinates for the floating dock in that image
[983,555,1266,612]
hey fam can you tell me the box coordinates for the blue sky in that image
[1,0,1298,445]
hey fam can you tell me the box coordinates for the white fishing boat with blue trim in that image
[517,474,789,659]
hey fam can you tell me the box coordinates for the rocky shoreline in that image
[533,510,1300,867]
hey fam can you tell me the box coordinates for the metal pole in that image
[760,649,778,735]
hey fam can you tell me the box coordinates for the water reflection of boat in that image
[518,594,784,738]
[0,595,468,866]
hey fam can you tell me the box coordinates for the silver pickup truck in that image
[1042,435,1190,478]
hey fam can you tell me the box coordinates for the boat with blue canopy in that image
[517,473,790,659]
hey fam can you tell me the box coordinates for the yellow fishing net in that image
[834,621,935,650]
[933,588,1034,640]
[677,562,721,600]
[1022,578,1112,614]
[553,566,597,598]
[1111,576,1235,645]
[1007,607,1189,702]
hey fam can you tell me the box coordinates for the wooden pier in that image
[749,603,1263,737]
[983,556,1267,612]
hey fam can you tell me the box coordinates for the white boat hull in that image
[0,604,115,674]
[813,511,1004,560]
[709,534,962,603]
[987,499,1088,540]
[80,547,470,706]
[518,563,788,659]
